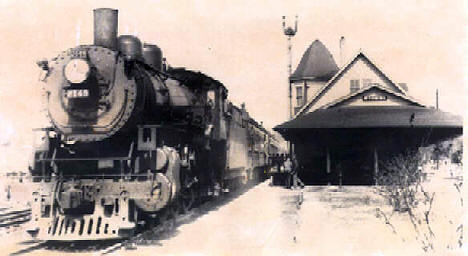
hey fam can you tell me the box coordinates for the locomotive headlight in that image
[64,59,90,84]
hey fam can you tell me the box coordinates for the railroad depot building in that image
[275,40,462,185]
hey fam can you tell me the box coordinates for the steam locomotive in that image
[26,9,281,240]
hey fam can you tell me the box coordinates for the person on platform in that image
[291,156,305,189]
[283,157,293,188]
[275,154,282,173]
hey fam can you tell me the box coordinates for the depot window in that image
[350,80,360,93]
[363,79,372,87]
[296,86,303,106]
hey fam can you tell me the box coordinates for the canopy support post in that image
[374,147,379,185]
[326,147,331,185]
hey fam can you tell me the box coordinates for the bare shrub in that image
[375,149,424,209]
[374,148,463,252]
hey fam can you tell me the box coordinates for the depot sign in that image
[362,93,387,101]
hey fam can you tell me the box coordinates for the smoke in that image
[0,114,34,172]
[75,19,82,45]
[0,115,14,146]
[0,115,15,172]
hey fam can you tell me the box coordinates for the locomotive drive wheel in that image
[158,203,177,230]
[178,187,196,214]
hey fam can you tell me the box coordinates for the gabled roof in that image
[294,50,408,117]
[319,83,424,109]
[290,40,339,81]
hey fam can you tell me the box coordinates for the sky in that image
[0,0,465,171]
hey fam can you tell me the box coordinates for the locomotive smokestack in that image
[93,8,118,50]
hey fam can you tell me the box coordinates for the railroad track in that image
[9,241,48,256]
[0,207,31,228]
[7,201,213,255]
[7,181,263,255]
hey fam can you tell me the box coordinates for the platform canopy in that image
[275,106,462,185]
[277,106,461,130]
[275,106,462,146]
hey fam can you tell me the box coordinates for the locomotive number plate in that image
[65,89,89,98]
[69,48,88,59]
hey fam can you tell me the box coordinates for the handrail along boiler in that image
[27,8,280,240]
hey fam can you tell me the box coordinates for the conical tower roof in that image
[290,40,339,81]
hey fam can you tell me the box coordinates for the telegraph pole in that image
[282,15,298,121]
[282,15,298,156]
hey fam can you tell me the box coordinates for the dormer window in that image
[350,80,360,93]
[363,79,372,87]
[296,86,303,106]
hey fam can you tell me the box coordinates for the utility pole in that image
[339,36,345,67]
[282,15,298,121]
[282,15,298,157]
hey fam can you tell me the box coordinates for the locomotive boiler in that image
[26,8,280,241]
